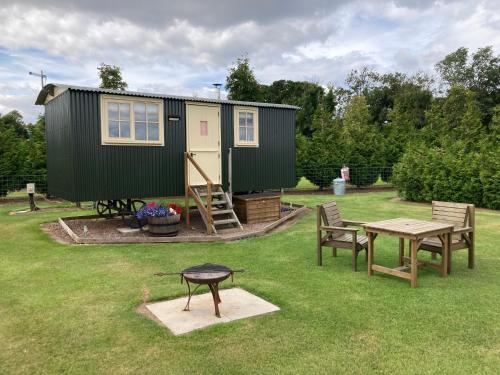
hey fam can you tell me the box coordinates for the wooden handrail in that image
[184,152,213,234]
[185,152,213,184]
[188,186,209,217]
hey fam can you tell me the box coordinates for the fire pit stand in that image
[182,264,233,317]
[156,263,244,318]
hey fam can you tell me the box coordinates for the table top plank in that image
[363,218,453,239]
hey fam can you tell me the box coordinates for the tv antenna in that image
[29,70,47,88]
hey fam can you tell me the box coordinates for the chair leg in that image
[317,243,322,266]
[332,247,337,257]
[468,233,474,269]
[448,249,452,274]
[352,249,357,272]
[399,238,404,266]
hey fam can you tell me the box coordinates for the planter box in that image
[233,192,281,224]
[148,215,181,236]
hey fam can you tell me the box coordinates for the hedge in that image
[392,145,499,209]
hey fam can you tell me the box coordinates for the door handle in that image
[190,152,197,157]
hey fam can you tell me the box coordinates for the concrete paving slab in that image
[145,287,279,335]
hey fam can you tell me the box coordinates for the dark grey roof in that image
[35,83,300,109]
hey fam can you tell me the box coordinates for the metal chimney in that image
[212,83,222,99]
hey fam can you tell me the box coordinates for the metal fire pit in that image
[156,263,244,318]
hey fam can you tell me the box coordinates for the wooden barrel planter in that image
[147,215,181,236]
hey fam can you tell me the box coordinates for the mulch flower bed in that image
[42,204,308,244]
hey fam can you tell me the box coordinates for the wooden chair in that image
[418,201,475,273]
[316,201,368,271]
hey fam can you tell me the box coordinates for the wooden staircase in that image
[184,152,243,234]
[192,185,242,233]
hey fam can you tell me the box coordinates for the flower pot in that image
[147,215,181,236]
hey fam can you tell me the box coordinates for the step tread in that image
[198,191,224,197]
[211,209,233,215]
[210,200,227,205]
[213,218,239,225]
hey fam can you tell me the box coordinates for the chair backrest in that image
[319,201,344,239]
[431,201,475,241]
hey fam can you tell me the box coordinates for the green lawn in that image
[1,192,499,374]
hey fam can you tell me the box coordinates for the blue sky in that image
[0,0,499,123]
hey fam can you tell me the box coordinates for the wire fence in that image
[0,167,394,198]
[0,175,47,197]
[292,166,393,191]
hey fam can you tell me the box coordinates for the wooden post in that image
[367,232,374,276]
[184,152,190,228]
[410,239,417,288]
[228,148,233,202]
[399,238,404,266]
[316,205,322,266]
[207,182,212,235]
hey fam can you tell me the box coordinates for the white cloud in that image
[0,0,498,122]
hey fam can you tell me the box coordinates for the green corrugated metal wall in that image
[45,91,76,200]
[220,104,296,192]
[45,89,295,201]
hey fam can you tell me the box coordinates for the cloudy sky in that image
[0,0,499,122]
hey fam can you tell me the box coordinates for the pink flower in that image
[147,202,156,208]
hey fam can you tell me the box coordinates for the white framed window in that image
[100,95,164,146]
[234,106,259,147]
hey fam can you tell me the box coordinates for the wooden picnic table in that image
[363,218,454,288]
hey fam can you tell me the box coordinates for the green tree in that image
[225,57,263,102]
[264,80,325,136]
[436,46,500,126]
[0,113,30,196]
[301,105,343,189]
[323,86,337,117]
[345,67,379,95]
[98,63,128,90]
[423,86,484,147]
[26,116,47,174]
[436,47,472,87]
[341,96,384,187]
[379,81,433,181]
[0,110,29,138]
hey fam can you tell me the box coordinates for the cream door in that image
[186,103,221,186]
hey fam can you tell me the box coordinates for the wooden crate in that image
[233,193,281,224]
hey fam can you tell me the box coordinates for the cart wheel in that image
[96,201,112,217]
[115,199,126,212]
[131,199,146,213]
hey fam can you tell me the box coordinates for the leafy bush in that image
[393,143,499,209]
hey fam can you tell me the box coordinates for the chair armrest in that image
[320,226,358,234]
[453,227,473,234]
[342,220,367,227]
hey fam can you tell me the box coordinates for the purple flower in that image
[135,202,179,219]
